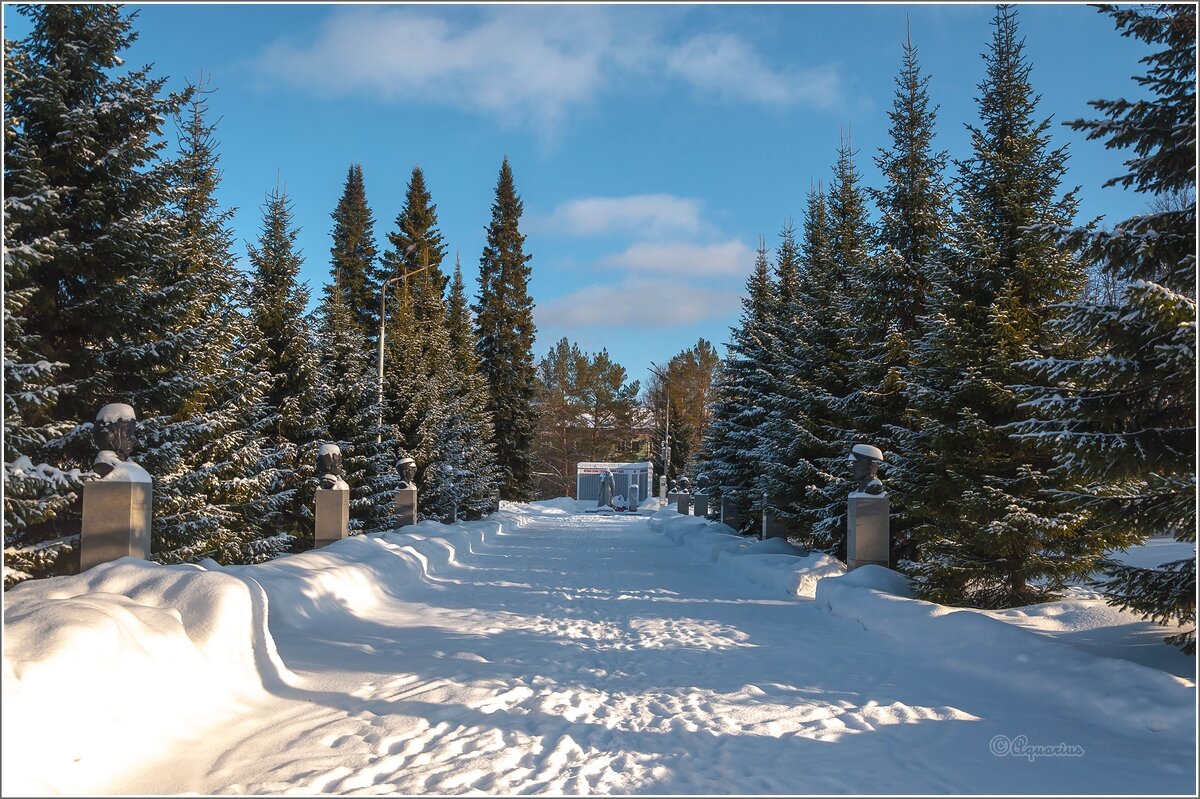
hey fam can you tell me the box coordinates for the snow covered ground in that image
[3,501,1195,795]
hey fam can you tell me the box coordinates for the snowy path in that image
[31,508,1197,794]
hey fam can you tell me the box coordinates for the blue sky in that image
[3,2,1157,392]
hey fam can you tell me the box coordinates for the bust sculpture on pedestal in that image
[315,443,350,547]
[81,404,152,570]
[846,443,889,569]
[394,456,418,528]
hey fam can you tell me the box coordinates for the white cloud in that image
[541,194,707,238]
[537,278,739,329]
[254,6,646,132]
[251,7,844,134]
[666,33,844,108]
[600,239,755,277]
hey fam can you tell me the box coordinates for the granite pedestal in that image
[394,486,418,528]
[693,494,709,518]
[315,488,349,548]
[80,480,152,571]
[847,492,890,569]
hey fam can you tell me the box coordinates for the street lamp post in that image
[649,362,671,499]
[376,243,436,444]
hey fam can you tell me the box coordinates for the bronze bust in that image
[92,404,138,477]
[317,443,344,490]
[849,444,885,495]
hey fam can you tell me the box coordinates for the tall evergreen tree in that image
[699,239,777,532]
[900,4,1087,607]
[440,256,501,519]
[145,83,280,565]
[324,163,381,342]
[246,186,328,549]
[316,295,404,534]
[533,338,592,499]
[756,185,846,549]
[382,165,448,319]
[861,28,952,563]
[474,157,538,501]
[1014,4,1195,652]
[2,4,188,581]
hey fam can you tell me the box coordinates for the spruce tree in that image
[2,4,188,580]
[440,256,501,519]
[699,239,776,532]
[316,295,403,534]
[862,28,952,563]
[325,163,381,342]
[246,186,328,548]
[901,4,1088,607]
[382,165,448,327]
[474,157,538,501]
[145,84,280,565]
[1014,4,1195,651]
[756,186,846,549]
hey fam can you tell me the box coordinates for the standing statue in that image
[397,456,418,488]
[597,469,616,508]
[849,444,885,495]
[317,443,348,490]
[92,403,139,477]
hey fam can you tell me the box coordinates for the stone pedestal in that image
[628,484,639,512]
[676,494,691,515]
[394,486,418,528]
[693,494,709,518]
[847,492,890,569]
[762,511,789,540]
[81,480,152,571]
[315,488,349,548]
[659,475,667,502]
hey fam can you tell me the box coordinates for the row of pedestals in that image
[669,488,891,571]
[315,485,417,548]
[81,478,422,572]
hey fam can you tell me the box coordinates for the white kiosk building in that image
[576,462,654,505]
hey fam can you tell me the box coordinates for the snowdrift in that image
[650,506,1195,738]
[1,516,509,795]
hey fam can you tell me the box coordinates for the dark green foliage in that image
[382,165,448,321]
[533,339,642,499]
[1014,4,1195,652]
[2,4,189,581]
[900,4,1089,607]
[316,296,404,534]
[245,186,328,549]
[860,31,952,563]
[474,157,538,501]
[325,163,382,342]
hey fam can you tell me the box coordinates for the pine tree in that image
[862,27,952,563]
[1013,4,1195,651]
[3,4,188,581]
[901,4,1088,607]
[533,338,591,498]
[246,186,328,548]
[474,157,538,501]
[325,163,381,342]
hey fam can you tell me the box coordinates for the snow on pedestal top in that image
[96,402,136,423]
